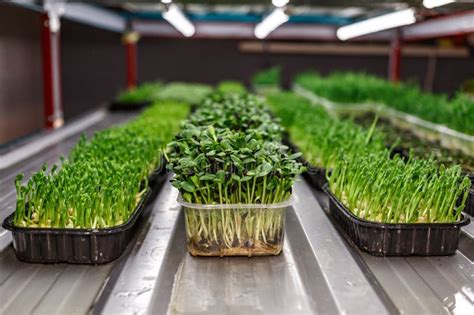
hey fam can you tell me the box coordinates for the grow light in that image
[423,0,455,9]
[272,0,290,7]
[254,7,289,39]
[336,8,417,41]
[162,3,195,37]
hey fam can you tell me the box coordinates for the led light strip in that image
[337,8,417,41]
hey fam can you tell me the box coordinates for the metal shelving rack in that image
[1,111,472,314]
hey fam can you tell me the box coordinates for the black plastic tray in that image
[464,174,474,216]
[2,189,155,264]
[302,162,327,191]
[323,184,470,256]
[108,100,152,111]
[465,187,474,217]
[282,137,327,191]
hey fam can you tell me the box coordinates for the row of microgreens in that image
[166,92,303,250]
[116,81,212,105]
[295,72,474,135]
[328,150,471,223]
[354,114,474,174]
[117,81,162,103]
[13,101,189,228]
[267,91,470,223]
[188,93,283,142]
[266,92,386,170]
[252,67,281,87]
[216,80,247,94]
[154,82,213,105]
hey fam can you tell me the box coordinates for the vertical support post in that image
[123,32,140,89]
[41,12,63,129]
[389,29,402,83]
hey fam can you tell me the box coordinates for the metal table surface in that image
[1,111,473,315]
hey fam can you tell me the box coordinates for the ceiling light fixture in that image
[272,0,290,8]
[423,0,455,9]
[162,3,195,37]
[254,7,289,39]
[336,8,416,41]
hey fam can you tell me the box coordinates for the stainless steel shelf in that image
[94,180,389,315]
[1,110,472,314]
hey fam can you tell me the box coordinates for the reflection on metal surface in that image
[99,179,391,314]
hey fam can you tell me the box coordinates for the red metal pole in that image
[124,32,139,89]
[126,42,137,89]
[41,13,63,129]
[389,30,402,83]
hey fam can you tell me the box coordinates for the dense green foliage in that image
[252,67,281,87]
[267,91,470,223]
[216,80,247,94]
[155,82,213,104]
[13,101,189,228]
[116,81,162,103]
[116,81,212,106]
[354,114,474,173]
[267,92,385,169]
[295,72,474,135]
[328,150,471,223]
[188,93,283,141]
[167,93,303,205]
[167,92,303,255]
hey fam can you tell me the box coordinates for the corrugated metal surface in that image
[313,189,474,315]
[95,180,391,315]
[0,111,472,314]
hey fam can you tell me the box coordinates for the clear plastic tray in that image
[253,84,281,95]
[293,84,379,117]
[294,85,474,157]
[177,195,294,257]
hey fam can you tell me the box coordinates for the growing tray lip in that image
[293,83,474,143]
[2,188,152,236]
[281,137,328,173]
[177,194,295,210]
[322,184,470,229]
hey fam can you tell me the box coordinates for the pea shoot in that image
[328,150,471,223]
[295,72,474,135]
[13,101,189,229]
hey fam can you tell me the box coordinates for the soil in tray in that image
[349,113,474,175]
[187,240,283,257]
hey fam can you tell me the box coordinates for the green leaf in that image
[181,180,195,193]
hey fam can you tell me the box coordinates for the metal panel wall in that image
[0,3,43,146]
[60,20,125,120]
[137,38,474,95]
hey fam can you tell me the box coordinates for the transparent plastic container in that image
[293,84,377,117]
[253,84,281,96]
[294,84,474,157]
[178,196,294,257]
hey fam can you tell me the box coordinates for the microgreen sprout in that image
[167,92,304,256]
[13,101,189,229]
[267,92,386,170]
[295,71,474,135]
[328,150,471,223]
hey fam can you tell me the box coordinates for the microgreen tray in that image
[323,184,470,256]
[465,174,474,216]
[282,137,327,191]
[2,189,153,264]
[178,195,294,257]
[108,100,152,111]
